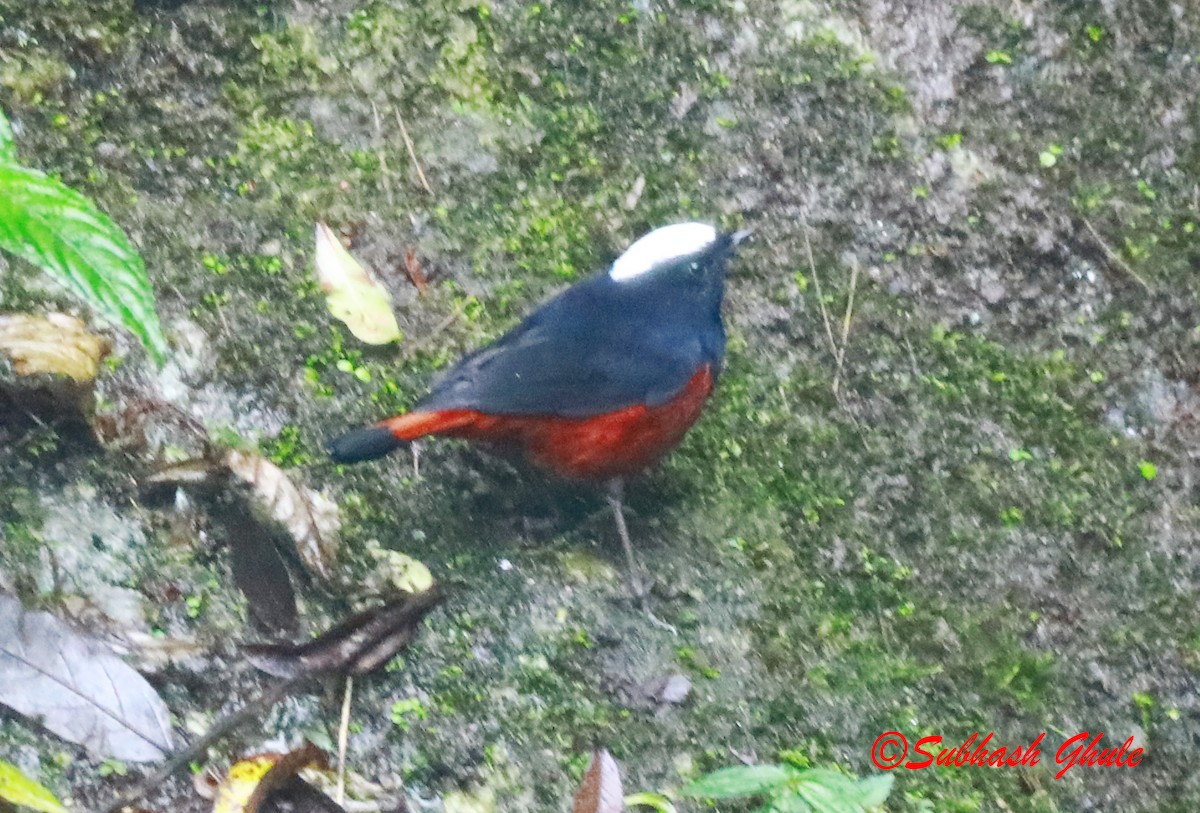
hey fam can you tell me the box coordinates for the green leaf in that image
[624,792,678,813]
[0,759,68,813]
[682,765,794,799]
[792,770,863,813]
[0,107,15,163]
[853,775,894,808]
[0,162,168,363]
[763,795,812,813]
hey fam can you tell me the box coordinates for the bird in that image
[328,222,748,594]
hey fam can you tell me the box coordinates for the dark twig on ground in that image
[95,674,309,813]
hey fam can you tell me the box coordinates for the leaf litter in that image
[244,587,444,679]
[0,592,174,763]
[208,742,336,813]
[144,447,342,631]
[314,222,403,345]
[224,449,341,581]
[0,313,111,382]
[0,758,68,813]
[572,750,624,813]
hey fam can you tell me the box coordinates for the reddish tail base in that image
[381,366,714,481]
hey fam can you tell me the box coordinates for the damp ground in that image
[1,1,1198,811]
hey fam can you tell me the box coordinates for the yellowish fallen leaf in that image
[314,222,402,345]
[0,758,68,813]
[365,539,434,594]
[0,312,109,381]
[211,743,329,813]
[212,754,276,813]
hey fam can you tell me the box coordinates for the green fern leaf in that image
[682,765,794,799]
[0,162,168,363]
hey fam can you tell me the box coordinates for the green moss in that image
[0,52,75,105]
[2,0,1198,811]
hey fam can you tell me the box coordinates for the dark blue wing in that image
[419,272,723,418]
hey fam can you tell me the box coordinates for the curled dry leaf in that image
[212,742,331,813]
[0,313,110,381]
[143,452,317,631]
[402,248,428,295]
[212,743,333,813]
[222,505,299,635]
[225,449,340,581]
[244,587,443,678]
[573,750,624,813]
[314,222,402,345]
[0,592,173,762]
[0,758,68,813]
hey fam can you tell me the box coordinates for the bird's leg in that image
[606,478,646,598]
[605,479,678,635]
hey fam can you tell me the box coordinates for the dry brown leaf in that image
[402,248,428,295]
[244,587,444,678]
[225,450,340,580]
[572,750,624,813]
[212,743,330,813]
[0,312,109,381]
[0,592,174,762]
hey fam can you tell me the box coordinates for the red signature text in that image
[871,731,1142,779]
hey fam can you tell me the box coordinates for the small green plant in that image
[682,759,893,813]
[0,106,168,363]
[97,759,128,778]
[1039,143,1063,168]
[934,132,963,150]
[390,697,428,730]
[1132,690,1155,730]
[1000,506,1024,527]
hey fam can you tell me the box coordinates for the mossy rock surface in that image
[1,1,1198,811]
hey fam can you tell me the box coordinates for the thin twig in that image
[372,102,395,208]
[801,221,873,452]
[831,257,859,396]
[336,676,354,807]
[1080,216,1150,291]
[394,109,433,195]
[802,220,839,362]
[96,674,309,813]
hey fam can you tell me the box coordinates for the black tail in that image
[328,425,404,463]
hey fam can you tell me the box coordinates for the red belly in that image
[386,366,714,481]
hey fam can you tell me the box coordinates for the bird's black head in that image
[606,222,747,311]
